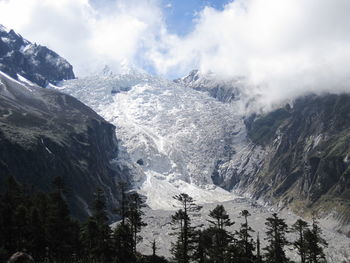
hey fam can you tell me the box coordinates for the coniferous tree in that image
[236,209,255,262]
[304,219,327,263]
[127,192,147,253]
[13,204,29,252]
[206,205,234,263]
[256,232,262,263]
[291,219,309,263]
[46,184,77,261]
[263,213,289,263]
[27,207,46,261]
[0,176,82,262]
[118,182,128,226]
[113,223,136,263]
[0,176,24,255]
[171,193,202,263]
[81,188,112,262]
[194,228,220,263]
[208,205,234,230]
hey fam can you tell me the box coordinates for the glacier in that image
[57,68,256,209]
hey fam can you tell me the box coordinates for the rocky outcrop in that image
[0,25,74,87]
[234,94,350,228]
[0,71,125,220]
[175,70,241,103]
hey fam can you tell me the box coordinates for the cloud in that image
[0,0,164,76]
[148,0,350,109]
[0,0,349,110]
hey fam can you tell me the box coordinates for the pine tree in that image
[304,219,327,263]
[81,188,112,262]
[206,205,234,263]
[152,239,157,258]
[113,223,136,263]
[291,219,309,263]
[46,190,76,261]
[0,176,25,256]
[208,205,234,230]
[236,209,255,262]
[263,213,289,263]
[256,232,262,263]
[93,188,112,261]
[171,193,202,263]
[29,192,50,262]
[118,182,128,225]
[126,192,147,253]
[27,207,46,261]
[13,204,29,252]
[194,228,219,263]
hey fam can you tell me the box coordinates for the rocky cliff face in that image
[0,71,124,219]
[181,70,350,231]
[0,25,74,87]
[240,95,350,226]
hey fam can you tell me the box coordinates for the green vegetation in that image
[247,108,290,146]
[0,179,330,263]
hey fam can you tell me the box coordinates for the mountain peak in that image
[0,26,75,87]
[0,24,9,33]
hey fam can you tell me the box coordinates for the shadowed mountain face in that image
[241,94,350,224]
[0,71,124,219]
[0,25,74,87]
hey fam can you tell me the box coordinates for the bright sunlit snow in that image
[58,67,249,209]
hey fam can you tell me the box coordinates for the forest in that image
[0,176,328,263]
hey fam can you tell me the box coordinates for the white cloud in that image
[0,0,349,109]
[0,0,164,76]
[148,0,350,108]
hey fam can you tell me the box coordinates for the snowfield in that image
[59,68,249,209]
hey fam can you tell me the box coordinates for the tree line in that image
[0,177,328,263]
[170,193,328,263]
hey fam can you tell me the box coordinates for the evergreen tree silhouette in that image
[263,213,289,263]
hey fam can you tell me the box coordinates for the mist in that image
[0,0,350,110]
[149,0,350,108]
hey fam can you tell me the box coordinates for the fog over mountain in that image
[0,0,349,111]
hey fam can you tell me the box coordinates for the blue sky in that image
[161,0,231,35]
[91,0,231,36]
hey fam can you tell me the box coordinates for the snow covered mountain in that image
[58,68,258,209]
[0,24,74,87]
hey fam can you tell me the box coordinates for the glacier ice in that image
[58,69,256,209]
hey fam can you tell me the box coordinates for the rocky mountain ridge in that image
[0,24,74,87]
[243,95,350,228]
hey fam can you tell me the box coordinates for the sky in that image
[0,0,349,108]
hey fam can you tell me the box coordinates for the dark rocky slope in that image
[0,71,125,219]
[0,25,74,87]
[240,94,350,228]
